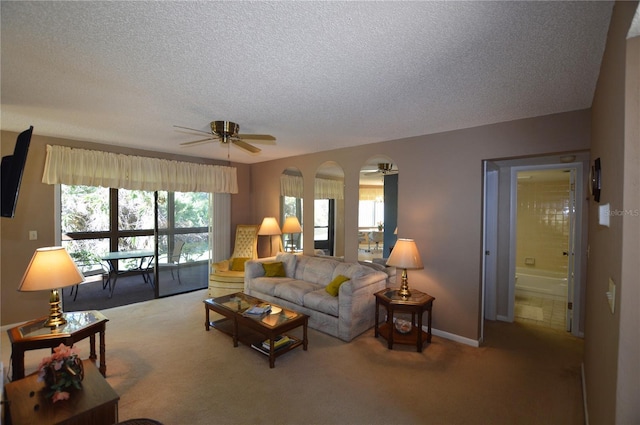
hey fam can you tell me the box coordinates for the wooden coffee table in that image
[204,293,308,368]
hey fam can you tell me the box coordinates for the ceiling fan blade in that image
[173,125,211,135]
[238,133,276,141]
[180,137,216,147]
[232,139,261,153]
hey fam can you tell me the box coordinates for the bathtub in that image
[515,268,567,301]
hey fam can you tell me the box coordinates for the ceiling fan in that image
[362,163,398,176]
[174,120,275,154]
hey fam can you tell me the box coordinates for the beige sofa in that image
[244,253,388,342]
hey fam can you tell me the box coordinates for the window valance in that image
[42,145,238,194]
[314,177,344,200]
[280,174,303,198]
[359,187,383,201]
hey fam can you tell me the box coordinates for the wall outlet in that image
[606,278,616,314]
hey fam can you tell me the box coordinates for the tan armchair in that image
[208,224,259,297]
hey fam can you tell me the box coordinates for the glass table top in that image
[16,311,108,340]
[207,292,303,329]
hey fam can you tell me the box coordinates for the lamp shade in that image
[258,217,282,236]
[18,247,84,292]
[282,216,302,234]
[386,239,424,270]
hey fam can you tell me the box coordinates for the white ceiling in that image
[1,1,614,164]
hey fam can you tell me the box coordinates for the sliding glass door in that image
[61,185,210,306]
[155,191,210,296]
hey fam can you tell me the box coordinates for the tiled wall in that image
[516,178,570,274]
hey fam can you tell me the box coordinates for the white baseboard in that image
[424,326,480,347]
[582,362,589,425]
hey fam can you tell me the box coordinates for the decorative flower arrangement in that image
[377,222,384,231]
[37,343,84,403]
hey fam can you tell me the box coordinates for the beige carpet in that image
[2,289,584,424]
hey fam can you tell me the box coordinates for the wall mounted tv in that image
[1,126,33,218]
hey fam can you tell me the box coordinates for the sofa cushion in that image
[303,289,339,317]
[273,279,322,305]
[332,262,367,281]
[262,261,286,277]
[325,274,350,297]
[231,257,250,271]
[251,277,296,296]
[295,256,339,285]
[275,252,297,277]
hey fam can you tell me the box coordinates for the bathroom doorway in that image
[513,168,574,331]
[482,153,587,339]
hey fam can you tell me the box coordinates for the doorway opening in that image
[482,153,587,340]
[514,169,573,331]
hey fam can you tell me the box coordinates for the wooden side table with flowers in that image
[7,310,108,381]
[4,359,119,425]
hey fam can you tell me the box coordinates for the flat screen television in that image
[1,126,33,218]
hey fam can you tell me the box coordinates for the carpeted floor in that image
[2,289,585,424]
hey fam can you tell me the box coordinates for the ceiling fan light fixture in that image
[379,163,393,173]
[211,121,239,138]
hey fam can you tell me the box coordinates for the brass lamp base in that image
[44,288,67,328]
[397,269,411,299]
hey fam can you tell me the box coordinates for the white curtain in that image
[280,174,303,198]
[359,186,383,201]
[42,145,238,194]
[314,177,344,199]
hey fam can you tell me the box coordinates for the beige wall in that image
[585,2,639,423]
[249,109,590,341]
[0,132,229,325]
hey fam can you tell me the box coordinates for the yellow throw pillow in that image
[262,261,286,277]
[325,274,350,297]
[231,257,250,272]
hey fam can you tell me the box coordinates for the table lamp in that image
[281,216,302,252]
[385,238,424,299]
[258,217,282,256]
[18,246,85,328]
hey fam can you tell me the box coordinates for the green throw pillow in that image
[262,261,286,277]
[230,257,250,272]
[325,274,350,297]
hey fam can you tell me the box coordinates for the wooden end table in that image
[4,360,119,425]
[7,310,109,381]
[374,288,435,352]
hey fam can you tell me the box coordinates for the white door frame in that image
[482,158,585,339]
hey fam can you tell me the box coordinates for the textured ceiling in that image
[1,1,613,164]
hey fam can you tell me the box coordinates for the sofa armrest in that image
[347,270,388,292]
[244,259,267,279]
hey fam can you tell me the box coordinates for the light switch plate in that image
[599,203,610,227]
[28,230,38,240]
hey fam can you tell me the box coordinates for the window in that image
[282,195,303,250]
[358,199,384,228]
